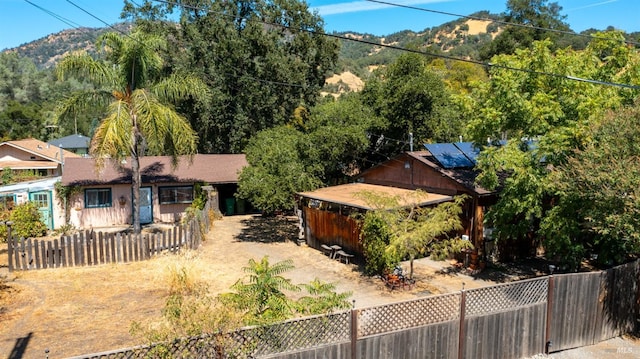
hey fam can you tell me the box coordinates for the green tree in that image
[541,104,640,268]
[56,30,207,232]
[465,34,640,267]
[237,94,382,214]
[361,53,462,158]
[480,0,570,60]
[124,0,339,153]
[237,126,324,216]
[358,191,470,279]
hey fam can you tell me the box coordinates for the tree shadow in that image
[434,257,558,283]
[235,215,300,244]
[8,332,32,359]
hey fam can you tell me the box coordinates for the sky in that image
[1,0,639,51]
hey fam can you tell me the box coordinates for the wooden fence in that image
[70,259,640,359]
[6,207,210,272]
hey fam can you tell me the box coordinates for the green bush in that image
[359,212,398,276]
[8,202,47,239]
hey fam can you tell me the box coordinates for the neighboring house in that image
[0,138,79,231]
[296,183,453,259]
[0,176,65,230]
[48,134,91,156]
[61,154,248,229]
[0,138,79,179]
[356,143,499,265]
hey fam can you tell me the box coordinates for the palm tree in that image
[56,30,208,233]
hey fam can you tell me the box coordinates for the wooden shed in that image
[356,149,498,265]
[297,183,453,260]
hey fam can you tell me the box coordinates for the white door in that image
[139,187,153,224]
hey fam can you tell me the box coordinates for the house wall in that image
[359,154,468,195]
[70,182,197,228]
[4,187,65,231]
[70,185,132,228]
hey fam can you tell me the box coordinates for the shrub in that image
[9,202,47,239]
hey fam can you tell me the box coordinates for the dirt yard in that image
[0,215,526,358]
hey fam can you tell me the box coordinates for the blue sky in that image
[1,0,639,51]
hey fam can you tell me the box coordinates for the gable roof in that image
[48,134,90,149]
[62,154,248,186]
[0,138,80,164]
[297,183,452,210]
[406,150,493,196]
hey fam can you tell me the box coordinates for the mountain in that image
[3,23,132,69]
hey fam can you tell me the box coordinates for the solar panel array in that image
[424,142,482,169]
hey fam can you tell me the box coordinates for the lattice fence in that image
[227,312,351,356]
[72,312,351,359]
[465,277,548,316]
[357,292,461,337]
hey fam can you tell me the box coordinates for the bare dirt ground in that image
[0,214,637,358]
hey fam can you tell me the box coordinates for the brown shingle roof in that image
[297,183,452,210]
[62,154,247,186]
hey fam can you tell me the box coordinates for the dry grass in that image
[0,215,494,358]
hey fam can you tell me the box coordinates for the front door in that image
[29,191,53,230]
[139,187,153,224]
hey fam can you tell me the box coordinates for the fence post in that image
[350,302,358,359]
[458,284,466,359]
[6,221,14,272]
[545,275,555,354]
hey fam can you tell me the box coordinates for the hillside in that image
[4,23,132,68]
[4,14,639,95]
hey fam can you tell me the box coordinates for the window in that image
[0,194,15,210]
[159,186,193,204]
[85,188,112,208]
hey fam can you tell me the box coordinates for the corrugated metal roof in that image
[298,183,452,210]
[0,176,60,194]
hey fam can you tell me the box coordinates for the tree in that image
[541,104,640,268]
[124,0,339,153]
[237,94,382,214]
[480,0,570,60]
[56,30,208,232]
[237,126,324,215]
[358,191,470,279]
[465,34,640,267]
[361,53,462,159]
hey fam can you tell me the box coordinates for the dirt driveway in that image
[1,214,498,358]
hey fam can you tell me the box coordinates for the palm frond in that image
[152,73,212,104]
[90,100,134,168]
[55,89,114,122]
[56,51,119,88]
[131,89,197,160]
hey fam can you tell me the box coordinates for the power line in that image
[65,0,130,37]
[22,0,84,30]
[150,0,640,91]
[364,0,640,47]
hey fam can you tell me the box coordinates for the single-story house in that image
[297,182,453,259]
[356,144,499,265]
[0,138,79,180]
[61,154,248,229]
[48,134,91,156]
[0,176,65,230]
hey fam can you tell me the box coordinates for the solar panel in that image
[453,142,481,164]
[424,143,474,169]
